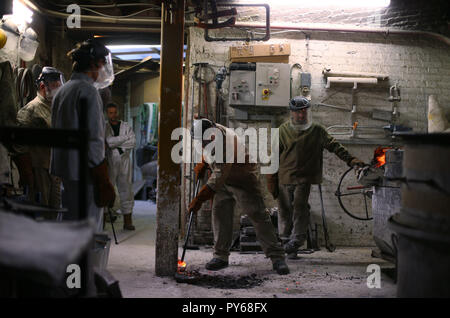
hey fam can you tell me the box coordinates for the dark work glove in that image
[12,153,34,189]
[266,174,279,200]
[188,185,215,214]
[90,159,116,208]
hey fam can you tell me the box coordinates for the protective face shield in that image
[289,96,312,131]
[93,53,115,90]
[36,67,65,102]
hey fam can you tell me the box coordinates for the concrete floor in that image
[106,200,397,298]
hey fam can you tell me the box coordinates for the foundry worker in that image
[188,118,290,275]
[51,39,115,231]
[267,96,366,259]
[12,67,65,209]
[105,102,136,230]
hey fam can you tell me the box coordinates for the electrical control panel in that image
[228,62,290,107]
[255,63,290,107]
[228,69,256,106]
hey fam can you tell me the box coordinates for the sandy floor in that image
[105,200,397,298]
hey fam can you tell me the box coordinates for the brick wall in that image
[232,0,449,36]
[186,14,450,246]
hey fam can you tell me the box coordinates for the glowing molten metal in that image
[178,260,186,271]
[373,146,391,168]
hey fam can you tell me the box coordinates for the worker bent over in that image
[188,119,289,275]
[267,96,366,259]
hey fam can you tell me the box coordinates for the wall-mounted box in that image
[228,63,256,106]
[255,63,290,107]
[228,62,290,108]
[230,44,290,63]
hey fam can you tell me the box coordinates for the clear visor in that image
[290,107,312,131]
[94,52,115,90]
[45,74,65,86]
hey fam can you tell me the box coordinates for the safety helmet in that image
[68,39,114,89]
[289,96,311,111]
[69,38,110,62]
[36,66,65,87]
[0,29,7,49]
[191,118,215,140]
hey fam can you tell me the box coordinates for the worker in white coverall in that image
[105,102,136,230]
[51,39,116,232]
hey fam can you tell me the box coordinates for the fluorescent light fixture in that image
[106,45,161,50]
[249,0,390,8]
[13,0,33,32]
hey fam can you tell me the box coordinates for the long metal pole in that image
[155,0,185,277]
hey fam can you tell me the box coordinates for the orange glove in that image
[12,153,34,189]
[90,159,116,208]
[188,185,215,213]
[194,162,208,180]
[266,174,279,199]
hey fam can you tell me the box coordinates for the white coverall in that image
[105,121,136,215]
[51,72,106,232]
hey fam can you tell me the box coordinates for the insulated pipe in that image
[234,22,450,47]
[51,26,162,33]
[21,0,162,25]
[323,69,389,80]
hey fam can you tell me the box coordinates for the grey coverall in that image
[51,72,106,232]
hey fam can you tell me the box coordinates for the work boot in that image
[272,259,290,275]
[284,240,301,254]
[205,258,228,271]
[123,213,135,231]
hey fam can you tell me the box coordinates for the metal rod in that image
[181,179,200,263]
[318,184,335,252]
[108,208,119,245]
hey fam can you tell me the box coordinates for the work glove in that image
[350,158,366,169]
[188,185,215,214]
[90,159,116,208]
[12,153,34,189]
[266,174,279,199]
[194,162,208,181]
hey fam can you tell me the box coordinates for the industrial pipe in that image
[234,22,450,47]
[323,69,389,80]
[21,0,162,25]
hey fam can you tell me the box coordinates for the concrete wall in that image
[186,11,450,246]
[130,75,161,107]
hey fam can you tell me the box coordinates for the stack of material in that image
[239,208,278,253]
[239,215,262,252]
[193,207,214,245]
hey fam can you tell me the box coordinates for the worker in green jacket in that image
[267,96,366,258]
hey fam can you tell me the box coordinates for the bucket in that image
[92,233,111,271]
[388,213,450,297]
[389,132,450,297]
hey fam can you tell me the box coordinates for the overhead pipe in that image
[51,26,162,33]
[234,22,450,47]
[21,0,162,25]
